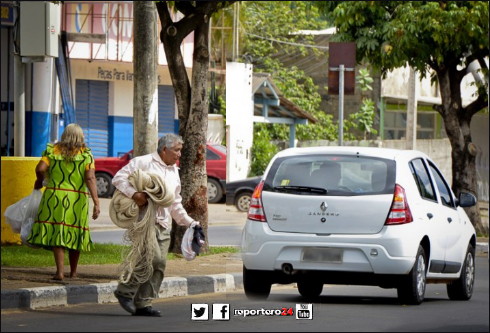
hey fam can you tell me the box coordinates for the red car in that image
[95,143,227,203]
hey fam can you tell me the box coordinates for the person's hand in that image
[34,179,43,190]
[190,221,200,229]
[92,203,100,220]
[132,192,148,207]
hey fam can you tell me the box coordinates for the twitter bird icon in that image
[191,304,209,320]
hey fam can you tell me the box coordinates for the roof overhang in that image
[252,73,317,125]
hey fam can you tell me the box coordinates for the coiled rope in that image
[109,169,174,284]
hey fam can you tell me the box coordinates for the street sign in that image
[328,42,356,95]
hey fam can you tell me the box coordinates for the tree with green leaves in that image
[239,1,337,175]
[316,1,489,234]
[155,1,236,253]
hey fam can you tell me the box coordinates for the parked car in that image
[241,146,477,305]
[94,143,227,203]
[226,176,262,212]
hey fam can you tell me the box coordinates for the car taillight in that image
[385,184,413,225]
[247,180,267,222]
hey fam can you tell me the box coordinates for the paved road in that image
[1,257,488,332]
[90,199,247,246]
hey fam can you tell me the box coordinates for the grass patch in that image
[0,244,239,267]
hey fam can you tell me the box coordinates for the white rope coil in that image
[109,169,174,284]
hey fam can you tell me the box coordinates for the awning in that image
[252,73,317,147]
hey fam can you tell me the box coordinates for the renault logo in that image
[320,202,328,211]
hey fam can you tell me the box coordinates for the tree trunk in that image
[171,21,211,253]
[156,2,214,253]
[133,1,158,156]
[436,69,485,236]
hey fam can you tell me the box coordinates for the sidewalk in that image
[1,200,247,310]
[1,252,244,310]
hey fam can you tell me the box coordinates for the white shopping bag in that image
[4,190,42,242]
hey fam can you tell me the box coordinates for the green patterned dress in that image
[27,143,94,251]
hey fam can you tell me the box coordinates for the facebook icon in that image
[212,303,230,320]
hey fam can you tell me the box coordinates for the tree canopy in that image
[316,1,489,234]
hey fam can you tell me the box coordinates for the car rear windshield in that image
[263,154,396,196]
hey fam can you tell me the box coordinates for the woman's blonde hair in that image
[55,123,87,161]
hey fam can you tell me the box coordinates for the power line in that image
[244,32,329,50]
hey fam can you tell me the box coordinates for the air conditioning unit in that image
[20,1,60,58]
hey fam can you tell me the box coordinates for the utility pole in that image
[406,67,418,150]
[328,42,356,146]
[232,2,239,61]
[14,54,25,156]
[133,1,158,156]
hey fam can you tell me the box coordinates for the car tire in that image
[243,266,271,300]
[397,245,427,305]
[235,191,252,212]
[96,172,114,198]
[207,178,223,203]
[297,277,323,299]
[447,244,475,301]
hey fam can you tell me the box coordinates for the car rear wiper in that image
[273,186,327,194]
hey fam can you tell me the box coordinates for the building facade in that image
[1,1,194,157]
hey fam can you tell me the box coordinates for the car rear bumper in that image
[241,220,417,275]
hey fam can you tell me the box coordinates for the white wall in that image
[226,62,254,182]
[70,60,175,117]
[381,62,486,107]
[207,114,225,144]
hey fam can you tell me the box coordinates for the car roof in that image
[275,146,429,161]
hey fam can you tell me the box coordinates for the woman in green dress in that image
[27,124,100,280]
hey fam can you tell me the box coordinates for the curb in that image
[1,273,243,310]
[476,242,488,257]
[2,243,487,311]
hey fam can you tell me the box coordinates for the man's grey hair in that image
[157,133,184,153]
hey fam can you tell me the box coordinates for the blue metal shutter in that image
[75,80,109,157]
[158,85,176,136]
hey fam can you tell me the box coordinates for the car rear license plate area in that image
[302,247,343,263]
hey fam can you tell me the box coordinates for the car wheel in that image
[397,245,427,305]
[235,192,252,212]
[96,172,114,198]
[243,266,271,300]
[207,178,223,203]
[297,278,323,299]
[447,244,475,301]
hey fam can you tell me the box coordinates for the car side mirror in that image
[457,192,477,207]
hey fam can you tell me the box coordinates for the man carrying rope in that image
[112,133,200,317]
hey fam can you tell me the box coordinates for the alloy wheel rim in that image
[416,255,426,297]
[237,196,251,211]
[465,252,475,293]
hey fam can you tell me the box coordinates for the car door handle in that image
[447,217,452,223]
[427,213,433,219]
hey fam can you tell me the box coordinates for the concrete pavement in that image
[1,201,248,311]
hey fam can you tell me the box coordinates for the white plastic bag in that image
[181,224,196,261]
[4,189,42,242]
[181,221,204,261]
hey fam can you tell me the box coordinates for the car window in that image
[409,158,437,202]
[206,148,220,160]
[428,161,455,208]
[264,154,395,196]
[210,144,227,155]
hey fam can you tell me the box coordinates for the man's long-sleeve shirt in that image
[112,152,194,229]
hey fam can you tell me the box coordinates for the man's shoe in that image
[114,293,135,314]
[133,306,162,317]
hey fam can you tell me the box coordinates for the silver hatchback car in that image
[241,146,477,305]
